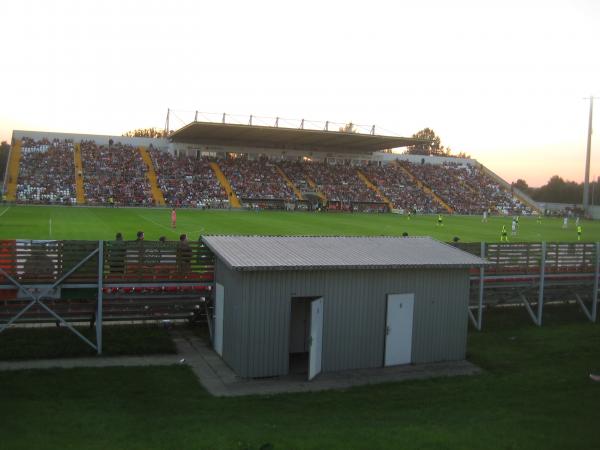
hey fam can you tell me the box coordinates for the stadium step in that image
[73,143,86,204]
[356,169,394,210]
[395,161,454,213]
[138,147,166,206]
[479,163,541,213]
[209,161,241,208]
[275,165,304,200]
[305,177,327,202]
[5,140,21,201]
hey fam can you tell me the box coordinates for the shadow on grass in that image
[0,324,177,361]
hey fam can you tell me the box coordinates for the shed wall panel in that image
[217,259,246,375]
[225,267,470,378]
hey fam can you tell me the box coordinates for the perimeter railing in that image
[0,239,215,354]
[453,242,599,330]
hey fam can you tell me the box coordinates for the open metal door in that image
[384,293,414,366]
[213,283,224,356]
[308,297,323,380]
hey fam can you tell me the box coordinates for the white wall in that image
[372,151,476,166]
[12,130,169,150]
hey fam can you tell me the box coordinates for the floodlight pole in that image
[164,108,170,136]
[583,97,596,214]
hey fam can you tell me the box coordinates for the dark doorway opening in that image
[289,297,313,374]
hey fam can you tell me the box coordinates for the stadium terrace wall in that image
[539,202,600,219]
[12,130,169,150]
[215,259,471,378]
[373,152,476,166]
[170,141,374,163]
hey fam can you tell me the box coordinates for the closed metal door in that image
[384,293,414,366]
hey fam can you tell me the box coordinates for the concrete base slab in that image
[172,330,481,397]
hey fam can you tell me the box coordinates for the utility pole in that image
[583,96,596,214]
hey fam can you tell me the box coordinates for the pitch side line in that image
[0,207,10,218]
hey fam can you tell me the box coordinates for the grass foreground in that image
[1,306,600,449]
[0,205,598,242]
[0,325,176,360]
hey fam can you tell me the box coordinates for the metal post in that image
[593,242,599,322]
[300,119,304,129]
[249,115,253,126]
[194,110,198,122]
[583,97,594,213]
[537,242,546,326]
[222,113,226,124]
[478,242,485,330]
[96,240,104,354]
[371,125,375,135]
[275,117,279,127]
[164,108,170,136]
[325,121,329,131]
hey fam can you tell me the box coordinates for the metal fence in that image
[0,239,215,353]
[453,242,599,329]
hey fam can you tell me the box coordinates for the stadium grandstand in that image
[2,113,537,214]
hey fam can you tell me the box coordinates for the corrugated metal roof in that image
[202,236,486,271]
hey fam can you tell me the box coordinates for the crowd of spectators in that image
[12,139,532,215]
[81,141,153,206]
[362,163,443,213]
[219,155,294,201]
[401,161,531,215]
[149,149,227,207]
[279,160,383,205]
[16,138,76,204]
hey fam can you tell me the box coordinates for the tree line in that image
[122,127,170,138]
[514,176,599,206]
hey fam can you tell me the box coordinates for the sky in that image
[1,0,599,187]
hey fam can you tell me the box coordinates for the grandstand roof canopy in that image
[170,121,427,153]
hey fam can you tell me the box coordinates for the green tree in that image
[0,141,10,184]
[122,127,169,138]
[338,122,358,133]
[405,128,449,156]
[513,179,531,194]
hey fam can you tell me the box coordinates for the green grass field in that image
[0,205,598,242]
[1,206,599,449]
[1,309,599,450]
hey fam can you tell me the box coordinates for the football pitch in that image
[0,205,598,242]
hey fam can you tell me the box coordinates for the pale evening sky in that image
[1,0,598,187]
